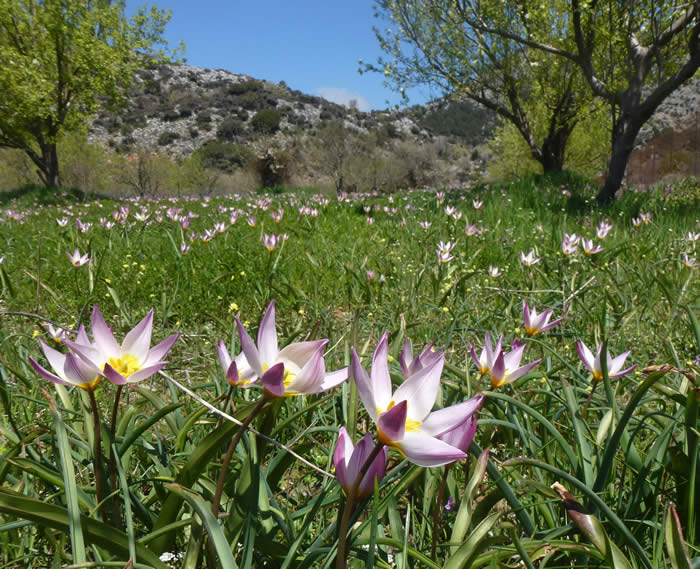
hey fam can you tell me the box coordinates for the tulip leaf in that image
[451,448,489,552]
[52,403,86,564]
[165,483,238,569]
[117,402,184,456]
[665,503,692,569]
[0,486,168,568]
[444,512,500,569]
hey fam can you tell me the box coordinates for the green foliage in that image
[196,140,256,173]
[251,108,282,134]
[216,116,246,140]
[157,131,180,146]
[0,0,181,187]
[419,100,495,144]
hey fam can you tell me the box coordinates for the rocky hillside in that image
[89,63,494,158]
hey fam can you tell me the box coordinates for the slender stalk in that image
[215,385,235,430]
[108,384,124,528]
[88,389,107,520]
[211,397,267,518]
[581,380,598,418]
[336,441,385,569]
[431,465,451,561]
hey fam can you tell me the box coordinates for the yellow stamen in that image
[376,400,422,446]
[77,377,103,392]
[108,354,141,378]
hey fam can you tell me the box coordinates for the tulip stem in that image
[581,381,598,418]
[108,384,124,528]
[88,389,107,521]
[336,441,385,569]
[215,385,235,429]
[211,397,267,519]
[431,465,451,561]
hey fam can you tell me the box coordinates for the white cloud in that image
[316,87,372,111]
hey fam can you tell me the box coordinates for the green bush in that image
[251,108,281,134]
[157,131,180,146]
[216,117,245,140]
[196,140,256,173]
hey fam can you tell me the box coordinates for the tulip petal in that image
[123,362,168,383]
[217,340,231,372]
[103,363,128,386]
[377,400,407,445]
[257,302,279,365]
[64,353,98,386]
[397,431,466,467]
[145,333,179,364]
[502,358,542,384]
[392,355,444,421]
[371,333,393,411]
[608,350,630,375]
[422,395,484,436]
[437,415,478,452]
[351,347,377,422]
[236,317,262,376]
[261,362,286,397]
[285,343,326,394]
[91,305,120,358]
[122,309,154,362]
[29,356,72,387]
[38,340,68,377]
[318,366,349,392]
[334,427,353,491]
[277,339,327,367]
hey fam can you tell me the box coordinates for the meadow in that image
[0,174,698,569]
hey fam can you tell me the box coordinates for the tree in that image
[0,0,181,188]
[367,0,597,173]
[458,0,700,203]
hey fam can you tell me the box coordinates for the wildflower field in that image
[0,175,698,569]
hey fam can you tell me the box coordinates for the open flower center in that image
[262,362,297,388]
[377,400,423,446]
[108,354,141,378]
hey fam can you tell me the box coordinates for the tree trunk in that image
[26,142,60,188]
[596,115,644,205]
[539,129,571,173]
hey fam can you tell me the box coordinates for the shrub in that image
[196,140,256,173]
[251,109,281,134]
[157,131,180,146]
[216,117,246,140]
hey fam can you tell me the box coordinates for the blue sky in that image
[126,1,437,110]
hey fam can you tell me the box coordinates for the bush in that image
[216,117,246,140]
[157,131,180,146]
[196,140,256,173]
[251,109,281,134]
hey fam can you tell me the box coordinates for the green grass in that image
[0,175,698,568]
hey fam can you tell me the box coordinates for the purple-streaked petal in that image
[503,343,525,370]
[236,317,262,376]
[397,431,467,467]
[437,415,478,452]
[392,355,444,421]
[318,366,349,392]
[63,353,98,385]
[351,347,377,422]
[285,342,326,394]
[351,433,387,498]
[121,309,154,362]
[608,350,630,375]
[422,395,485,436]
[399,338,413,376]
[63,339,105,368]
[542,316,563,332]
[334,427,353,490]
[377,400,407,445]
[523,302,531,324]
[371,333,393,411]
[491,352,506,385]
[124,362,168,383]
[261,362,286,397]
[91,305,120,358]
[576,340,595,371]
[226,361,240,385]
[103,363,128,385]
[277,339,327,367]
[38,340,67,375]
[76,324,90,345]
[29,356,71,386]
[257,302,279,365]
[469,343,482,370]
[502,358,542,384]
[217,340,231,371]
[145,333,179,364]
[609,363,636,378]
